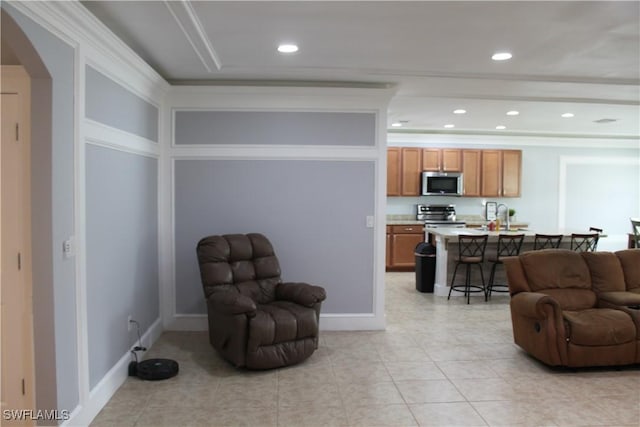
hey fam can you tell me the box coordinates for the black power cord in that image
[128,319,147,376]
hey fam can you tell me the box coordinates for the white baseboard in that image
[167,313,386,332]
[63,318,163,427]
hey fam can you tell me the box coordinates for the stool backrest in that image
[496,234,525,258]
[631,218,640,248]
[458,234,488,261]
[533,234,563,250]
[570,233,599,252]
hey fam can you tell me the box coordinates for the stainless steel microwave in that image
[421,172,463,196]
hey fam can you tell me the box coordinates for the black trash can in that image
[415,242,436,293]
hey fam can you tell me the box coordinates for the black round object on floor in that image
[136,358,179,381]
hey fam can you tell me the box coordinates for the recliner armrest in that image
[207,292,257,317]
[276,282,327,307]
[511,292,561,319]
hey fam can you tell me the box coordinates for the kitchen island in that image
[426,228,579,297]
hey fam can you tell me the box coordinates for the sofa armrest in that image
[598,291,640,307]
[207,292,257,317]
[511,292,561,319]
[276,282,327,307]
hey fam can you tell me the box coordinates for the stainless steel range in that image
[417,204,466,228]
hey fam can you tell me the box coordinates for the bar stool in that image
[533,234,563,250]
[486,233,525,300]
[631,218,640,248]
[447,234,488,304]
[570,233,599,252]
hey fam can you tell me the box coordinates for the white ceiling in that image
[81,1,640,140]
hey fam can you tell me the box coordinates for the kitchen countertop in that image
[386,214,529,228]
[425,227,605,242]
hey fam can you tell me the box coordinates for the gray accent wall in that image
[174,111,376,146]
[174,159,375,315]
[86,65,159,141]
[86,145,159,388]
[3,3,78,413]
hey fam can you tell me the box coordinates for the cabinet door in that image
[421,149,441,171]
[391,233,423,267]
[462,149,481,196]
[502,150,522,197]
[387,148,401,196]
[401,148,422,196]
[441,149,462,172]
[481,150,502,197]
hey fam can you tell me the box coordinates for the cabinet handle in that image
[404,227,414,231]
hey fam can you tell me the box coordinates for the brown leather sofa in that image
[503,249,640,367]
[196,233,326,369]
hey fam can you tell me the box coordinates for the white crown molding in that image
[9,0,170,100]
[387,132,640,149]
[169,146,379,160]
[164,0,221,73]
[84,119,160,159]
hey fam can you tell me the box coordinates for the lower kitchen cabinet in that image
[386,224,424,270]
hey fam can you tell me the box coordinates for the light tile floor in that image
[91,273,640,426]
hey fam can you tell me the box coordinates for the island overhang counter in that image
[425,228,586,297]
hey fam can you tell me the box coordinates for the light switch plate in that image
[365,215,374,228]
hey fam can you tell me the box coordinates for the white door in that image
[1,66,35,425]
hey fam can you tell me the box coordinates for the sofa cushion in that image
[563,309,635,346]
[581,252,626,293]
[615,249,640,292]
[520,250,591,292]
[541,289,597,311]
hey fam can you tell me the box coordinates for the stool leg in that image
[478,263,486,301]
[465,263,471,304]
[487,262,497,301]
[448,262,461,300]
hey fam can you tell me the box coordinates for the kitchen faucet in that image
[497,203,510,230]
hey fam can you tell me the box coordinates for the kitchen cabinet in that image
[481,150,502,197]
[401,148,422,196]
[387,224,423,270]
[502,150,522,197]
[481,149,521,197]
[387,146,521,198]
[387,147,401,196]
[387,147,422,196]
[422,148,462,172]
[462,149,482,197]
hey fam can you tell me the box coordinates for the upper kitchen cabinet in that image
[387,147,401,196]
[401,147,422,196]
[481,149,522,197]
[501,150,522,197]
[422,148,462,172]
[386,147,422,196]
[462,149,482,196]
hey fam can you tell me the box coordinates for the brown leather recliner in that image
[196,233,326,369]
[503,249,638,367]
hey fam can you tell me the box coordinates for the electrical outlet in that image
[62,237,75,258]
[127,315,133,332]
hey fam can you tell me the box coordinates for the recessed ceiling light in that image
[506,110,519,116]
[277,44,299,53]
[561,113,575,118]
[444,124,455,128]
[495,125,506,130]
[453,109,466,114]
[491,52,512,61]
[391,122,403,127]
